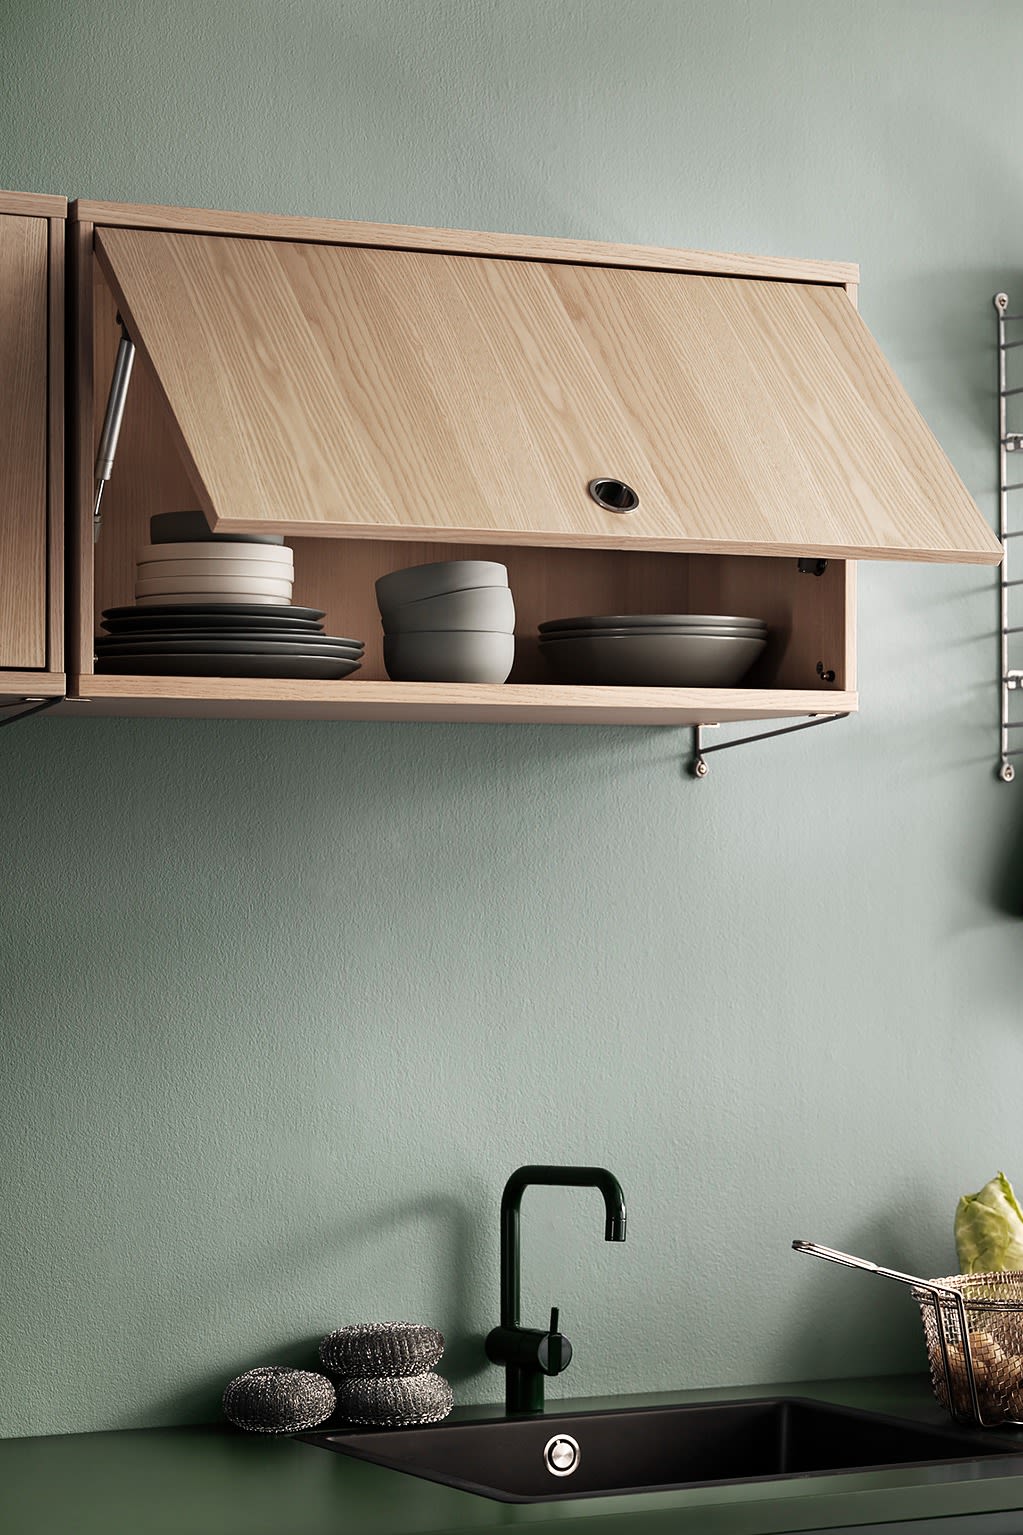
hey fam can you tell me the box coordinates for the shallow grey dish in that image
[102,603,326,622]
[539,632,766,687]
[539,624,766,642]
[384,585,514,635]
[376,560,508,613]
[96,653,361,679]
[384,630,514,683]
[538,612,766,634]
[94,638,363,658]
[97,629,357,647]
[101,619,326,639]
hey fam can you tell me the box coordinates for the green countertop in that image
[6,1376,1023,1535]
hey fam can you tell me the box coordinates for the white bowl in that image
[134,573,294,597]
[384,585,515,634]
[136,557,295,582]
[384,630,515,683]
[136,541,295,564]
[376,560,508,614]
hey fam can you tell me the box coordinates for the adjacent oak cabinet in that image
[61,197,1000,724]
[0,192,64,705]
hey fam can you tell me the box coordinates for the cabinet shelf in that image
[65,675,857,725]
[0,672,65,706]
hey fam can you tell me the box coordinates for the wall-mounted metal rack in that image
[995,293,1023,781]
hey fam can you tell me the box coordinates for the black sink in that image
[302,1397,1022,1503]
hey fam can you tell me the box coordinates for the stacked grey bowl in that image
[376,561,515,683]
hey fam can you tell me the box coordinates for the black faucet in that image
[484,1164,627,1414]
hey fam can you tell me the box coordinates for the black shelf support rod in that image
[689,712,850,779]
[0,696,64,730]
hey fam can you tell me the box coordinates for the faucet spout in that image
[487,1164,627,1413]
[499,1164,626,1326]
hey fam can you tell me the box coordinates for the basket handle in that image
[792,1240,985,1426]
[791,1240,959,1297]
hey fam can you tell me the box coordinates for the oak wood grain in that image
[47,217,64,671]
[94,228,1000,564]
[68,674,858,726]
[76,200,859,283]
[0,190,66,219]
[0,214,48,667]
[0,672,65,703]
[70,222,95,676]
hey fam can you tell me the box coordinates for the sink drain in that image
[543,1433,581,1477]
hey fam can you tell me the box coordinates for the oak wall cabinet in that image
[65,198,1001,723]
[0,192,65,706]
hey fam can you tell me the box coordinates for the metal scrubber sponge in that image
[319,1321,444,1378]
[333,1371,453,1427]
[222,1366,336,1433]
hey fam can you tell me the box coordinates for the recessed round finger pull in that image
[588,478,639,514]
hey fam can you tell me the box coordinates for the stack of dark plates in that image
[538,613,768,686]
[95,605,364,679]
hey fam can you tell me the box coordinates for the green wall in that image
[2,0,1023,1438]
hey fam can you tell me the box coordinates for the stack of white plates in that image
[538,613,768,686]
[133,540,295,606]
[94,514,362,679]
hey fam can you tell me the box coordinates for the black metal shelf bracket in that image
[0,696,64,730]
[689,712,850,779]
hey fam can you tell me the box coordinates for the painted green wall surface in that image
[2,0,1023,1439]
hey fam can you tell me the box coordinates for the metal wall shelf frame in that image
[996,293,1022,781]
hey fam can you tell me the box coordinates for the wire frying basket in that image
[793,1240,1023,1428]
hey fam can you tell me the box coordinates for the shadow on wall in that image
[989,802,1023,917]
[777,1216,933,1384]
[154,1193,488,1428]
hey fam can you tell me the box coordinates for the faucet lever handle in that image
[540,1305,572,1377]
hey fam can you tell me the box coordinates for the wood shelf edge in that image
[0,671,66,703]
[64,677,858,725]
[202,519,1003,566]
[74,199,858,284]
[0,191,67,220]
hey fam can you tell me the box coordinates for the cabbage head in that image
[955,1171,1023,1274]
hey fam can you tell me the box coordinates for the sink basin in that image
[302,1396,1021,1503]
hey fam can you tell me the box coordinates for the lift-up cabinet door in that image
[0,193,64,692]
[92,222,1000,564]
